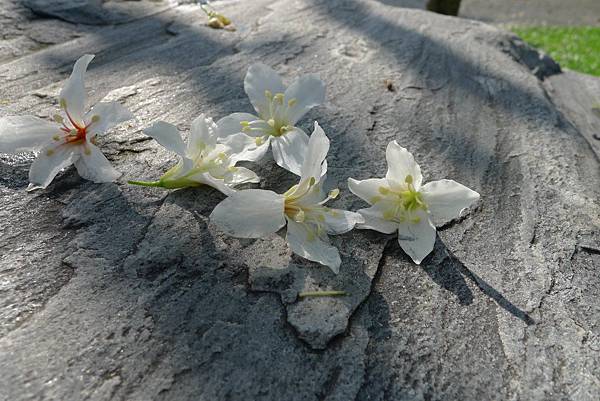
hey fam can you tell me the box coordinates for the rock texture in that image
[1,0,599,400]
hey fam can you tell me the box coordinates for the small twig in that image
[298,290,348,298]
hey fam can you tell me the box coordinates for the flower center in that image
[54,99,100,147]
[239,90,298,141]
[374,175,427,224]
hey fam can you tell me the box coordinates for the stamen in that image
[59,99,67,109]
[267,119,275,127]
[90,115,100,123]
[255,137,265,146]
[329,188,340,199]
[288,98,297,108]
[274,93,284,105]
[264,90,272,100]
[52,135,60,141]
[240,121,249,127]
[405,175,413,184]
[378,186,390,195]
[295,209,305,223]
[53,114,64,123]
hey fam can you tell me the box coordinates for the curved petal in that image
[86,102,134,138]
[284,74,326,125]
[221,133,271,163]
[227,166,260,185]
[355,205,398,234]
[421,179,480,226]
[271,127,310,176]
[186,171,236,196]
[216,112,259,138]
[0,116,60,153]
[59,54,94,125]
[74,143,120,183]
[347,177,390,205]
[324,209,364,235]
[143,121,186,157]
[299,122,329,182]
[285,218,341,273]
[210,189,286,238]
[189,114,218,153]
[27,143,79,190]
[244,63,286,117]
[385,141,422,190]
[397,211,436,264]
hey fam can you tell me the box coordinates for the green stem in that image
[298,291,348,298]
[127,180,163,188]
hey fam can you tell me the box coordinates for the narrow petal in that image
[27,143,78,190]
[0,116,60,153]
[355,205,398,234]
[323,209,364,234]
[143,121,187,157]
[271,127,309,176]
[216,113,259,138]
[86,102,134,138]
[221,133,271,163]
[227,166,260,185]
[284,74,326,125]
[285,218,341,273]
[210,189,286,238]
[59,54,94,125]
[385,141,423,190]
[244,64,286,117]
[189,114,218,153]
[74,143,120,183]
[347,177,390,205]
[397,211,436,264]
[299,122,329,182]
[421,179,480,226]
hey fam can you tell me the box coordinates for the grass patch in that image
[511,26,600,76]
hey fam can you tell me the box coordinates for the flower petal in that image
[299,122,329,182]
[347,177,390,205]
[86,102,134,138]
[210,189,286,238]
[324,209,364,234]
[27,143,79,190]
[285,218,341,273]
[421,179,480,226]
[216,112,259,138]
[228,166,260,185]
[284,74,326,125]
[355,205,398,234]
[0,116,60,153]
[385,141,422,190]
[74,143,120,183]
[189,114,218,153]
[271,127,310,176]
[221,133,271,163]
[244,64,286,117]
[59,54,94,125]
[143,121,187,157]
[186,171,236,196]
[397,211,436,264]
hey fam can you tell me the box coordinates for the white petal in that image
[421,179,480,226]
[210,189,286,238]
[244,64,286,117]
[221,133,271,163]
[186,171,236,196]
[27,143,79,190]
[74,143,120,183]
[216,112,259,138]
[86,102,134,138]
[189,114,218,153]
[143,121,186,157]
[285,218,341,273]
[271,127,309,176]
[347,177,390,205]
[228,166,260,185]
[355,205,398,234]
[0,116,60,153]
[323,209,364,234]
[299,122,329,183]
[59,54,94,125]
[284,74,326,125]
[397,211,436,264]
[385,141,423,190]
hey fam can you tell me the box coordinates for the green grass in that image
[511,26,600,76]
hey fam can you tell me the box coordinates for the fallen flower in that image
[348,141,480,264]
[128,115,259,195]
[216,63,326,176]
[0,54,134,190]
[210,122,362,272]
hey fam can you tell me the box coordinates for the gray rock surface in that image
[1,0,599,400]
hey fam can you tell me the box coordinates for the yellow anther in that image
[267,118,275,127]
[264,90,272,99]
[46,149,55,156]
[255,137,264,146]
[207,17,224,29]
[274,93,284,104]
[405,175,413,185]
[59,98,67,109]
[228,166,238,172]
[218,152,227,160]
[378,186,390,195]
[329,188,340,199]
[295,209,305,223]
[278,126,289,135]
[288,98,297,108]
[52,135,60,141]
[53,114,64,123]
[370,196,382,204]
[84,147,92,156]
[91,115,100,123]
[242,126,251,133]
[240,121,250,127]
[309,177,316,186]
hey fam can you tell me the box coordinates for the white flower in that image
[128,114,259,195]
[348,141,480,264]
[0,54,134,190]
[216,63,326,176]
[210,122,363,273]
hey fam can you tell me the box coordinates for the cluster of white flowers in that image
[0,55,480,271]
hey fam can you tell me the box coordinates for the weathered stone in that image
[1,0,599,400]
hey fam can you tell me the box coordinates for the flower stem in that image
[127,180,163,188]
[298,290,348,298]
